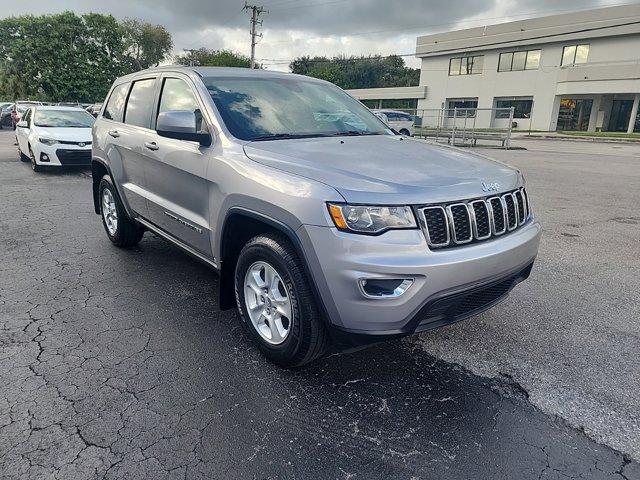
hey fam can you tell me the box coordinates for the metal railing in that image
[381,107,516,149]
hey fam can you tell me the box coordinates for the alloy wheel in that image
[244,261,293,345]
[101,188,118,236]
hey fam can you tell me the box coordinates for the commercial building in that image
[348,4,640,133]
[415,4,640,132]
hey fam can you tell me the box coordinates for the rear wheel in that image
[399,128,410,136]
[234,232,329,367]
[98,175,144,248]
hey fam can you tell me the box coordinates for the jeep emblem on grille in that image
[481,182,500,192]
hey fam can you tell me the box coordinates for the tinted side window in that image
[103,83,130,122]
[124,79,157,128]
[158,78,204,132]
[23,109,32,126]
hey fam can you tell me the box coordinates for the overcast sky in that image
[0,0,636,70]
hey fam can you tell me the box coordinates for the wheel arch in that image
[217,208,330,327]
[91,159,110,214]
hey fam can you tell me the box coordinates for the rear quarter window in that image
[103,83,130,122]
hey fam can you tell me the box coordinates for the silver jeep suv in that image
[91,67,541,366]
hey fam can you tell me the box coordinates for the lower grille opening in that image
[415,262,534,330]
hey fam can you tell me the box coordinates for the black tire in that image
[399,128,410,136]
[98,175,144,248]
[29,147,43,172]
[18,144,29,162]
[234,232,330,367]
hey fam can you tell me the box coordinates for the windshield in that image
[34,110,95,128]
[203,76,390,141]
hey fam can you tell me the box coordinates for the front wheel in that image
[98,175,144,248]
[18,145,29,162]
[29,148,43,172]
[234,233,329,367]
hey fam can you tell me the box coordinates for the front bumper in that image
[34,143,91,167]
[299,219,541,338]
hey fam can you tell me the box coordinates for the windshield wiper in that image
[331,131,381,137]
[249,133,331,141]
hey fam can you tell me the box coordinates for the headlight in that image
[38,137,57,146]
[328,203,417,234]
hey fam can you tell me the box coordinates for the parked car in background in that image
[373,109,415,136]
[11,106,26,129]
[57,102,83,108]
[0,103,13,128]
[16,106,95,172]
[91,66,540,367]
[86,103,103,117]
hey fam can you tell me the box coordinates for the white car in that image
[15,106,94,172]
[373,109,415,136]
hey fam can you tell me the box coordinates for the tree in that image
[289,55,420,90]
[0,12,126,102]
[121,18,173,70]
[175,48,254,68]
[0,12,173,103]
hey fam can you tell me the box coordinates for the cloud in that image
[0,0,629,71]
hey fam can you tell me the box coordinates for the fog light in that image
[40,153,50,162]
[359,278,413,298]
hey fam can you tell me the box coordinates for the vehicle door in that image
[141,73,213,257]
[100,78,158,218]
[15,107,32,154]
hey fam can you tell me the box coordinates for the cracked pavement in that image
[0,129,638,479]
[418,139,640,464]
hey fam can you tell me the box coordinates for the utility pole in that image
[243,2,267,68]
[183,49,198,67]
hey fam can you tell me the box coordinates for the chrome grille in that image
[422,206,449,247]
[503,194,517,230]
[419,188,531,249]
[447,204,472,244]
[470,200,491,240]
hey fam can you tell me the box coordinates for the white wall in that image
[416,35,640,131]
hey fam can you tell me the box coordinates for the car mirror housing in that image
[157,110,211,147]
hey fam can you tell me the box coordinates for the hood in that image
[243,135,520,204]
[36,127,92,143]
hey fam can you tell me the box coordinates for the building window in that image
[498,49,541,72]
[446,98,478,117]
[494,98,533,119]
[561,44,589,65]
[449,55,484,76]
[557,98,592,131]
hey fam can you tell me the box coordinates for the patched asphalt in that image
[0,129,637,479]
[417,138,640,462]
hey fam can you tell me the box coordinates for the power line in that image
[243,2,268,68]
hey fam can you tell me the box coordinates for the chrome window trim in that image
[419,206,450,248]
[487,196,507,236]
[469,199,492,241]
[446,203,473,244]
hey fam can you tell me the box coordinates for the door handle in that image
[144,141,159,151]
[108,130,119,138]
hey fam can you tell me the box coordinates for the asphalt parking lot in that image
[0,129,638,479]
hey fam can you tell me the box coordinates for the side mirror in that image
[16,121,28,128]
[156,110,211,147]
